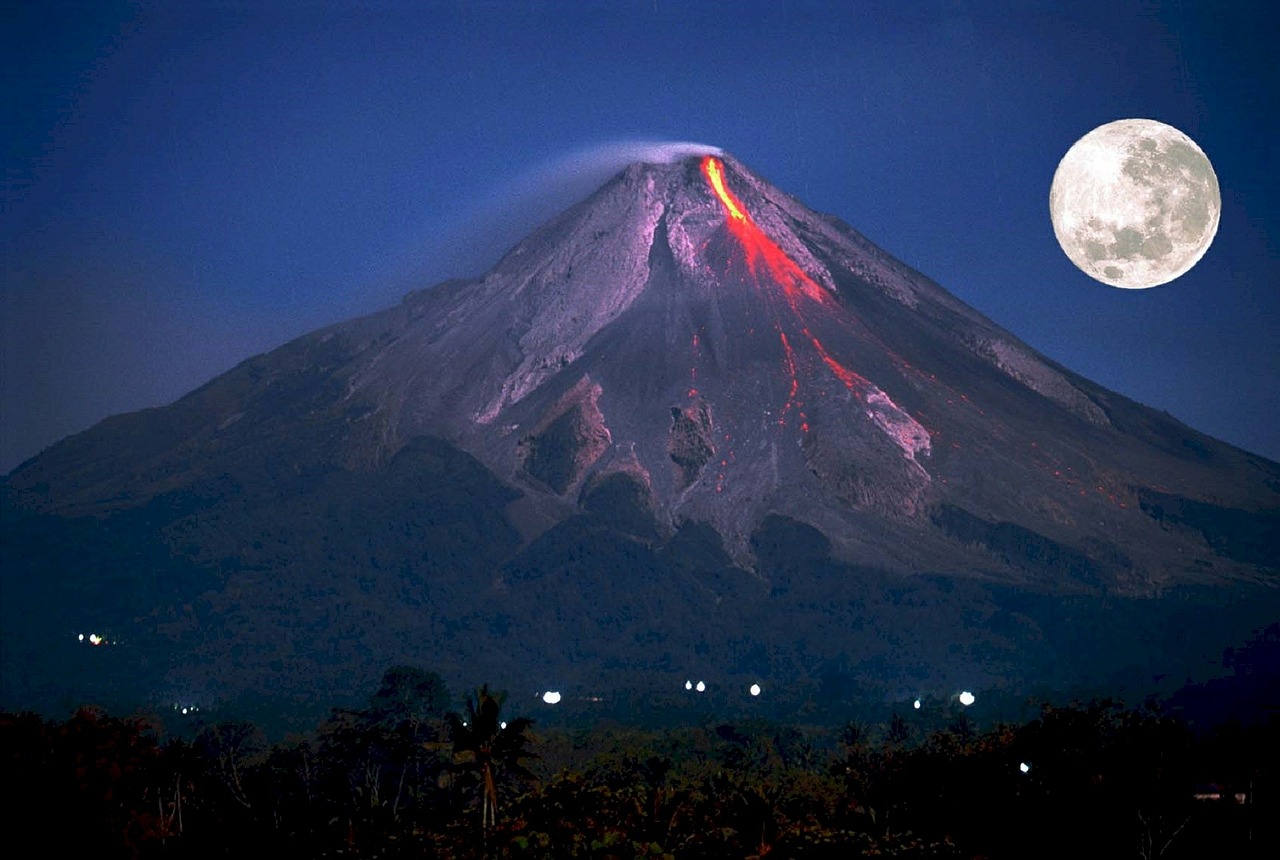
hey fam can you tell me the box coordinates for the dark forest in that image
[5,660,1277,859]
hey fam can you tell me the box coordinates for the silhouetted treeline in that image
[2,667,1276,858]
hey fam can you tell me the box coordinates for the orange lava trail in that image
[700,156,993,464]
[702,157,827,306]
[703,158,747,223]
[702,159,995,429]
[808,333,869,399]
[777,331,805,425]
[702,155,888,425]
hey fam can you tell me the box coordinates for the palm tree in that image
[446,684,537,834]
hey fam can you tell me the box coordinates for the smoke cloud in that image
[557,140,726,173]
[421,140,724,283]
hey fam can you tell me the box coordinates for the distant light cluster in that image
[528,679,983,712]
[909,691,981,709]
[77,632,115,646]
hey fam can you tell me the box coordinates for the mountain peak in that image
[6,145,1279,716]
[10,150,1278,583]
[263,150,1278,577]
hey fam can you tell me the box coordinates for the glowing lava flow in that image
[777,331,805,429]
[801,328,867,396]
[702,156,983,434]
[702,157,826,304]
[700,156,932,466]
[703,157,746,222]
[703,155,872,401]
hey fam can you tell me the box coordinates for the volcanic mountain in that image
[4,154,1278,719]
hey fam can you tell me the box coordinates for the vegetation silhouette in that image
[447,683,538,839]
[1,667,1277,858]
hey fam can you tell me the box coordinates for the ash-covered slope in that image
[4,153,1278,716]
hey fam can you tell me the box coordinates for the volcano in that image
[4,154,1278,719]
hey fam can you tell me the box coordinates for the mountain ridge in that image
[3,152,1277,717]
[11,154,1275,582]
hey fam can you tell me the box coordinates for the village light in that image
[542,691,561,704]
[1020,762,1031,774]
[695,681,706,692]
[913,698,921,709]
[958,691,975,706]
[749,684,761,696]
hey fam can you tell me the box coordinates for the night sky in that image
[4,0,1278,473]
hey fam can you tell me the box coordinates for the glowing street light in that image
[958,691,975,706]
[542,691,562,704]
[1020,762,1031,774]
[685,680,693,690]
[913,698,922,710]
[749,683,761,697]
[695,681,706,692]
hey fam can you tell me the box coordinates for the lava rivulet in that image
[703,157,746,223]
[701,155,873,401]
[777,331,805,428]
[701,157,987,432]
[700,156,930,465]
[701,157,826,305]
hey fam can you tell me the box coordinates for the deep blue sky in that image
[4,0,1278,471]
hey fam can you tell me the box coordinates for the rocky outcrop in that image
[667,401,716,490]
[517,376,611,494]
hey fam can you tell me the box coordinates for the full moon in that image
[1049,119,1220,289]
